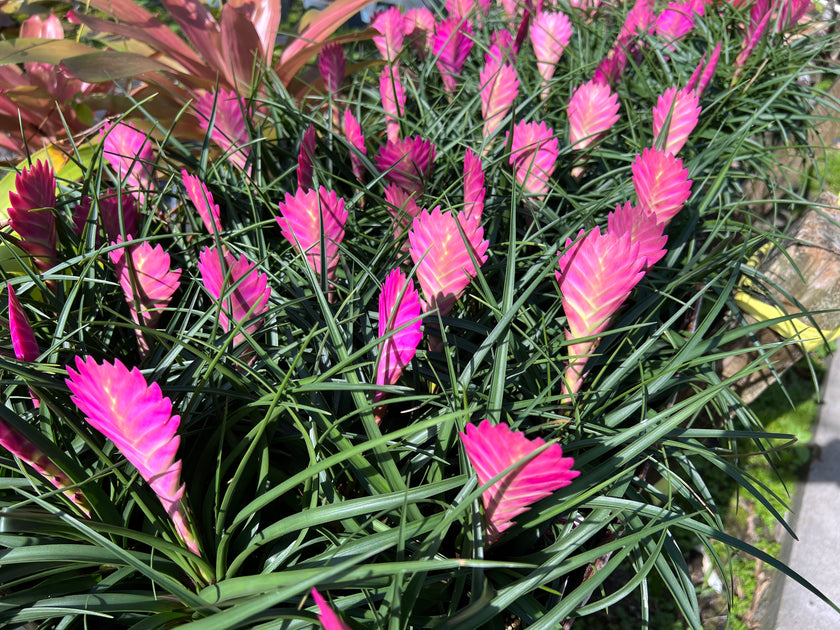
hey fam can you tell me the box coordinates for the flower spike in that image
[631,147,692,226]
[380,65,406,143]
[529,11,573,96]
[276,186,348,285]
[7,160,57,276]
[7,282,40,407]
[408,206,488,316]
[66,356,198,553]
[431,18,474,93]
[556,227,647,393]
[110,236,182,358]
[198,246,271,348]
[463,148,486,224]
[311,589,352,630]
[480,57,519,144]
[568,80,621,151]
[372,6,407,64]
[508,120,558,205]
[99,190,140,243]
[385,183,421,241]
[182,171,223,235]
[652,86,701,156]
[101,122,155,204]
[343,108,367,183]
[461,420,579,543]
[607,201,668,270]
[375,269,423,407]
[195,89,250,170]
[318,42,346,96]
[375,136,436,196]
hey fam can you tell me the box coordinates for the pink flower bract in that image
[276,186,348,284]
[431,17,474,93]
[110,236,182,357]
[508,120,558,204]
[198,246,271,348]
[101,122,155,204]
[480,58,519,143]
[652,86,701,156]
[461,420,579,543]
[376,268,423,400]
[7,159,57,275]
[631,147,692,225]
[66,356,198,552]
[568,80,621,150]
[182,170,223,235]
[375,136,436,196]
[380,65,406,143]
[311,588,352,630]
[343,108,367,183]
[195,89,250,170]
[607,201,667,270]
[529,11,573,90]
[408,206,488,315]
[318,42,346,95]
[463,148,486,224]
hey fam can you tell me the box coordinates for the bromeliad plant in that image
[0,0,838,628]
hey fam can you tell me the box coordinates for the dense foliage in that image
[0,0,837,628]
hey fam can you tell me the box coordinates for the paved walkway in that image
[765,353,840,628]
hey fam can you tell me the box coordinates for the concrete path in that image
[766,353,840,628]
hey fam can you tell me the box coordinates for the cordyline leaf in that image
[311,589,352,630]
[380,65,406,143]
[461,420,579,543]
[0,38,97,66]
[652,86,701,155]
[607,201,667,270]
[158,0,225,82]
[530,10,573,88]
[110,236,182,358]
[194,89,250,170]
[60,51,174,82]
[7,159,56,275]
[343,108,366,183]
[219,3,263,91]
[66,356,198,553]
[277,186,348,284]
[431,17,474,93]
[508,120,558,203]
[480,56,519,142]
[568,79,620,150]
[372,6,407,63]
[227,0,280,63]
[182,170,222,235]
[408,206,489,316]
[375,268,422,409]
[276,0,377,86]
[375,135,436,195]
[68,0,204,75]
[0,417,88,513]
[631,146,692,225]
[198,246,271,348]
[298,124,317,190]
[463,147,485,224]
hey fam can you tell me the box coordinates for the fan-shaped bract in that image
[311,588,352,630]
[463,148,485,224]
[375,269,423,402]
[408,206,488,316]
[66,356,198,553]
[375,136,436,195]
[607,201,667,270]
[343,108,367,183]
[7,283,40,406]
[380,65,406,143]
[195,89,250,170]
[182,170,223,235]
[568,80,621,150]
[461,420,579,542]
[372,6,406,63]
[110,236,182,357]
[431,17,474,92]
[480,57,519,142]
[652,86,701,155]
[198,247,271,348]
[508,120,558,204]
[318,42,346,95]
[631,147,692,225]
[276,186,348,284]
[7,160,57,275]
[101,122,155,204]
[529,11,573,92]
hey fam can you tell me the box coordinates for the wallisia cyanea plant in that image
[0,0,837,627]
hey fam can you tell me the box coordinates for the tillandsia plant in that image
[0,0,839,628]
